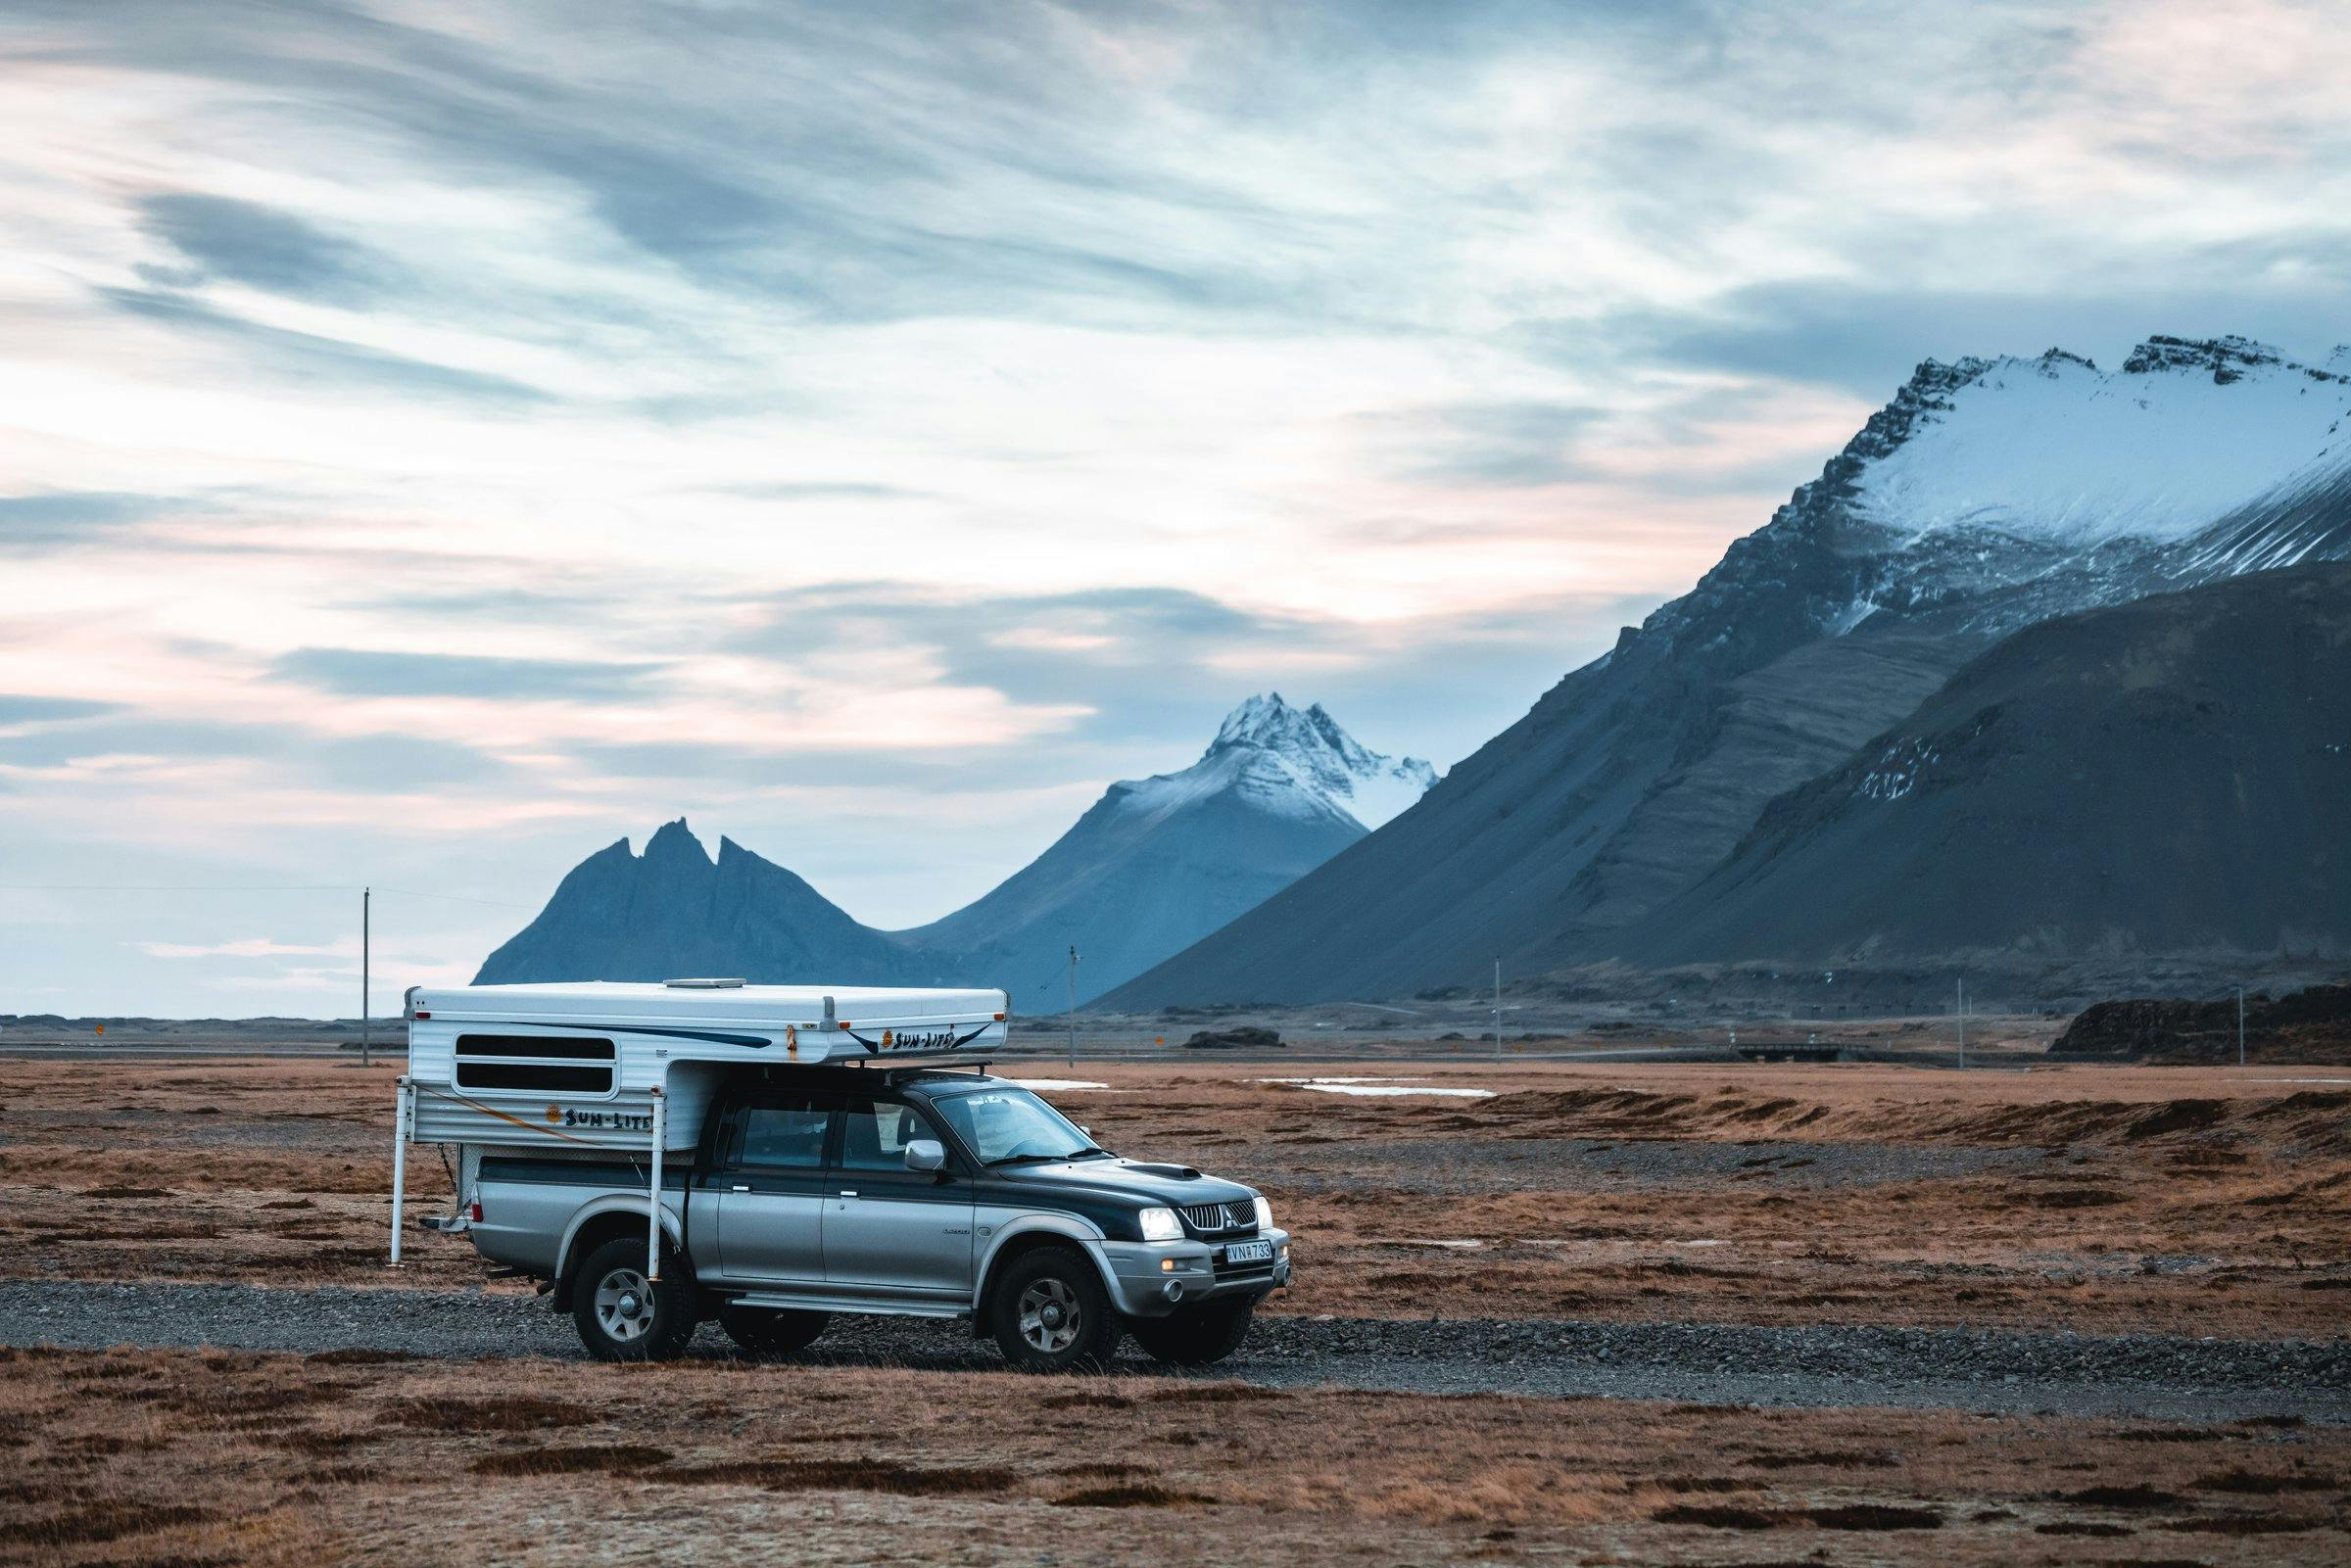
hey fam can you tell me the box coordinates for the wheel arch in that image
[552,1200,685,1310]
[973,1217,1111,1318]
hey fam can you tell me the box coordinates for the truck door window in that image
[837,1096,937,1173]
[735,1095,830,1169]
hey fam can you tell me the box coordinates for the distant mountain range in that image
[1104,336,2351,1008]
[473,694,1435,1009]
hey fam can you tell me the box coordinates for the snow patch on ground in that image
[1258,1076,1497,1099]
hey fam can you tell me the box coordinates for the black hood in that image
[992,1157,1254,1209]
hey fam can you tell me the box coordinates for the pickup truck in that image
[467,1064,1293,1371]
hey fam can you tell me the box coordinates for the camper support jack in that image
[647,1084,666,1280]
[388,1076,414,1265]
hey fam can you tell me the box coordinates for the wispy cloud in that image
[267,647,664,702]
[0,0,2343,1012]
[137,193,392,302]
[137,935,354,960]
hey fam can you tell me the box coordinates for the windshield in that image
[927,1086,1098,1164]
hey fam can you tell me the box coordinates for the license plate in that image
[1223,1239,1273,1265]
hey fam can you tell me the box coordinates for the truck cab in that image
[472,1064,1292,1371]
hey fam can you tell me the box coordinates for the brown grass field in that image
[4,1051,2348,1335]
[2,1343,2345,1567]
[3,1047,2348,1564]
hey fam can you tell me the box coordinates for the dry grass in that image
[5,1054,2351,1336]
[1,1344,2346,1565]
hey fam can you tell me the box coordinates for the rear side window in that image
[733,1095,832,1169]
[454,1034,616,1096]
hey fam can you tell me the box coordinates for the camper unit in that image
[393,979,1010,1258]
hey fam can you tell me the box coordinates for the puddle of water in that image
[1669,1239,1727,1248]
[1000,1078,1111,1092]
[2252,1077,2351,1086]
[1372,1238,1485,1250]
[1257,1077,1497,1099]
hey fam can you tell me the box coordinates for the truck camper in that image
[394,979,1290,1370]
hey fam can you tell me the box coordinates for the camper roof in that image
[408,980,1008,1027]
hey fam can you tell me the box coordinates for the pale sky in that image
[2,0,2346,1017]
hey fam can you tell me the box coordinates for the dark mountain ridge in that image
[1622,561,2351,965]
[1103,337,2351,1008]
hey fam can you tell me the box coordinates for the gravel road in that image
[3,1279,2343,1423]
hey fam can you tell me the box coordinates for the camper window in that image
[453,1034,617,1096]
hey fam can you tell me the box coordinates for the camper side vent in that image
[454,1034,617,1096]
[664,976,745,989]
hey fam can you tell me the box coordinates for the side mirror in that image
[1077,1125,1092,1137]
[903,1139,946,1173]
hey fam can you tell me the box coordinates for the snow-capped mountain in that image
[1104,336,2351,1009]
[1128,693,1439,832]
[895,694,1437,1010]
[476,697,1434,1012]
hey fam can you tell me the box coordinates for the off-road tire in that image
[989,1246,1121,1373]
[1128,1297,1253,1367]
[719,1305,830,1358]
[571,1236,696,1362]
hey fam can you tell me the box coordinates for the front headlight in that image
[1138,1206,1183,1242]
[1253,1196,1273,1231]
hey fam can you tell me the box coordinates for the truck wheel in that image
[572,1237,696,1362]
[720,1306,829,1358]
[1128,1298,1253,1367]
[989,1246,1120,1373]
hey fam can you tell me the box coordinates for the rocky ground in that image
[3,1279,2345,1425]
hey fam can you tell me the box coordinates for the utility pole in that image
[1493,958,1502,1062]
[1067,946,1079,1069]
[360,885,371,1069]
[1955,976,1966,1070]
[2237,986,2246,1068]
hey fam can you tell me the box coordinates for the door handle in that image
[837,1190,857,1199]
[731,1184,749,1193]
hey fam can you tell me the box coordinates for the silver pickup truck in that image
[468,1063,1293,1371]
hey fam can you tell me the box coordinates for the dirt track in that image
[2,1279,2344,1425]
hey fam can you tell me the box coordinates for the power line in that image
[372,885,533,910]
[0,881,529,909]
[0,883,350,892]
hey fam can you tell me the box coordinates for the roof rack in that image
[856,1058,993,1078]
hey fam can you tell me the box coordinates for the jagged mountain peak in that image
[2120,333,2286,380]
[1184,693,1436,830]
[1211,691,1309,748]
[640,816,711,864]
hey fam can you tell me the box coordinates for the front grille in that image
[1179,1200,1257,1235]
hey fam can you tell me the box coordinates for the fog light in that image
[1160,1258,1176,1272]
[1277,1244,1288,1259]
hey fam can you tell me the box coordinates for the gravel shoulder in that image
[3,1278,2342,1424]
